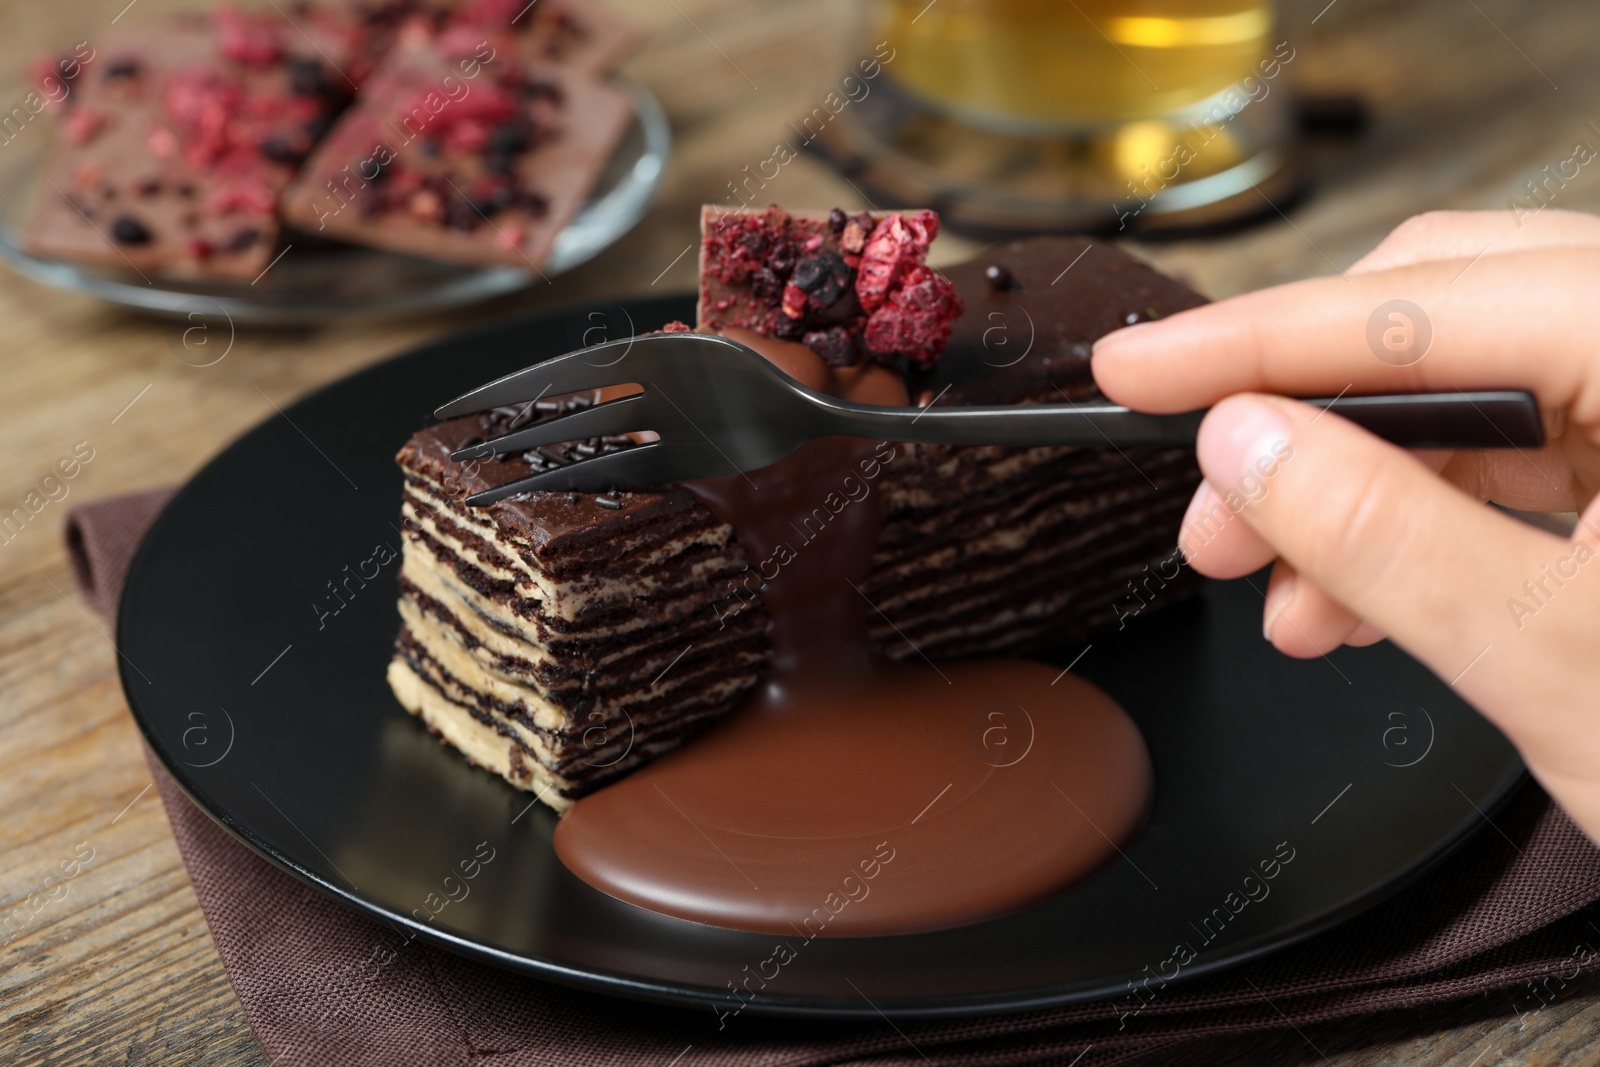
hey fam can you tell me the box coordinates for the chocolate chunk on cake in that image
[280,14,635,269]
[388,208,1204,810]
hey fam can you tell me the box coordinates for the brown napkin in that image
[68,489,1600,1067]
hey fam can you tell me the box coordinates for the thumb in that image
[1194,395,1591,762]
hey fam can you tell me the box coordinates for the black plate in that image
[119,295,1523,1019]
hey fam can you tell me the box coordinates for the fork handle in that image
[815,390,1544,450]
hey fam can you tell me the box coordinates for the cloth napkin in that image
[67,488,1600,1067]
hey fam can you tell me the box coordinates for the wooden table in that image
[4,0,1599,1062]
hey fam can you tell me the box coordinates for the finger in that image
[1192,393,1591,771]
[1179,480,1276,578]
[1261,560,1367,658]
[1345,621,1387,647]
[1348,209,1600,274]
[1091,248,1600,415]
[1437,447,1594,513]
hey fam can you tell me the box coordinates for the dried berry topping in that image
[446,199,481,231]
[111,215,152,245]
[216,9,283,67]
[64,109,105,145]
[259,135,302,163]
[984,264,1013,291]
[749,266,783,307]
[803,327,859,368]
[702,205,791,285]
[136,179,162,197]
[287,57,329,98]
[827,207,848,235]
[789,250,853,307]
[769,312,806,341]
[488,119,532,155]
[856,210,939,312]
[104,58,142,80]
[661,321,693,332]
[225,227,262,252]
[524,81,563,104]
[780,282,808,321]
[767,237,798,277]
[862,264,963,368]
[302,114,334,142]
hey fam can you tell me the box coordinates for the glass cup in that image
[817,0,1299,234]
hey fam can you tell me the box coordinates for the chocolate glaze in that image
[925,236,1208,405]
[553,331,1154,936]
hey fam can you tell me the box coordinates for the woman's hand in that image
[1091,209,1600,839]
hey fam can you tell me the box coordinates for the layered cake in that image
[388,206,1206,811]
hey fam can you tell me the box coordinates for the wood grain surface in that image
[4,0,1600,1063]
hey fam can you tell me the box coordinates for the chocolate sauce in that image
[552,326,1154,937]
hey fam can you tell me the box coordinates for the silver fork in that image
[435,332,1544,505]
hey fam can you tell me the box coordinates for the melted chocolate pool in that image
[552,338,1152,937]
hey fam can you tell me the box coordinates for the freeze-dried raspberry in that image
[780,282,808,320]
[216,9,283,68]
[64,108,105,145]
[702,205,789,285]
[209,179,276,215]
[856,209,938,312]
[164,68,245,166]
[398,80,520,154]
[862,264,963,368]
[661,320,692,332]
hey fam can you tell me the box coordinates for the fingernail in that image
[1178,481,1223,561]
[1091,319,1161,355]
[1263,571,1297,643]
[1195,396,1295,506]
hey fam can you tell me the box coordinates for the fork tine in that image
[433,336,643,419]
[451,393,649,461]
[464,444,671,503]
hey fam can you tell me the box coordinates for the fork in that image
[435,332,1545,505]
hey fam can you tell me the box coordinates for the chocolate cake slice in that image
[388,210,1205,810]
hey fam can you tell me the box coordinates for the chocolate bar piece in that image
[23,12,368,278]
[280,18,633,269]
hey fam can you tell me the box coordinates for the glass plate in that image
[0,77,669,326]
